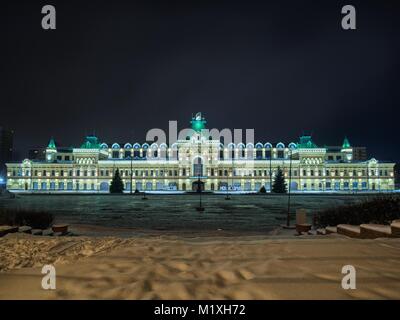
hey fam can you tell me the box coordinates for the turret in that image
[341,136,353,162]
[45,137,57,162]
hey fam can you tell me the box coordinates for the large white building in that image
[5,114,396,193]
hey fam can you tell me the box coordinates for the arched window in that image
[219,144,224,160]
[238,143,245,159]
[264,143,272,159]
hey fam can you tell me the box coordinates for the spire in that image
[342,136,351,149]
[47,137,56,149]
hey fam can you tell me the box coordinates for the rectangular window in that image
[326,182,331,189]
[362,182,367,189]
[125,150,131,158]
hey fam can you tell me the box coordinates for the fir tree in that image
[272,166,287,193]
[110,169,124,193]
[259,185,266,193]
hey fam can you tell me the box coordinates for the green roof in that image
[80,135,101,149]
[297,135,318,149]
[342,137,351,149]
[190,112,207,132]
[47,138,56,149]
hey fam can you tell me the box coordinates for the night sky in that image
[1,0,399,163]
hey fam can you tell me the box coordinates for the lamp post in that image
[196,160,205,211]
[130,155,133,194]
[269,149,272,193]
[226,148,232,200]
[286,149,293,227]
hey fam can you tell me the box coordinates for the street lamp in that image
[130,155,133,194]
[269,149,272,193]
[226,148,233,200]
[286,148,293,227]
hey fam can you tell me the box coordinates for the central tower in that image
[190,112,207,132]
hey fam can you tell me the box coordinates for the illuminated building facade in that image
[5,114,396,193]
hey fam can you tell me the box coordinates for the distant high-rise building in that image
[0,127,14,179]
[353,147,368,161]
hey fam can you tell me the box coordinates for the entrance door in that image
[192,180,204,192]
